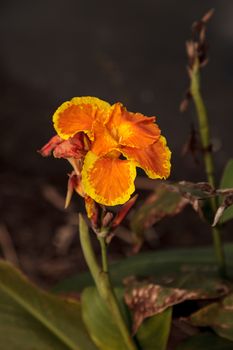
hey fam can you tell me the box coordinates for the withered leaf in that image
[131,181,233,250]
[125,274,229,334]
[168,181,215,198]
[130,184,189,241]
[131,181,214,240]
[212,194,233,227]
[181,9,214,112]
[189,293,233,342]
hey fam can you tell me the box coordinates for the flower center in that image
[111,123,132,144]
[107,150,121,158]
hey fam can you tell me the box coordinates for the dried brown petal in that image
[39,135,63,157]
[202,8,215,24]
[180,89,192,113]
[181,124,200,164]
[65,171,84,208]
[112,194,138,229]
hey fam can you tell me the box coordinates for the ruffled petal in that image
[107,103,160,148]
[53,96,111,140]
[91,121,119,156]
[82,151,136,206]
[122,136,171,179]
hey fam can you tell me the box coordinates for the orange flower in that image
[41,96,171,206]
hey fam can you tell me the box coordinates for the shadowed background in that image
[0,0,232,284]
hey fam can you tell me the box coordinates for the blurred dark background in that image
[0,0,232,285]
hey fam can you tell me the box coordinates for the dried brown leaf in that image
[130,184,189,237]
[125,277,228,334]
[212,194,233,227]
[189,292,233,342]
[181,9,214,111]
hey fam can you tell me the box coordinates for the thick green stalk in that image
[79,215,137,350]
[98,236,108,273]
[190,60,226,277]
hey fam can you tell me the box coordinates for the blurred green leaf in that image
[220,159,233,223]
[0,261,97,350]
[190,293,233,342]
[177,332,233,349]
[82,286,172,350]
[54,244,233,293]
[81,287,134,350]
[136,308,172,350]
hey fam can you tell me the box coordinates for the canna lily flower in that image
[40,96,171,206]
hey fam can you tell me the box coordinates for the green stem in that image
[98,236,108,273]
[190,61,215,187]
[190,60,226,277]
[212,227,226,277]
[79,215,137,350]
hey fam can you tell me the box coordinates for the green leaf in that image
[177,332,233,349]
[220,159,233,223]
[0,261,97,350]
[81,287,133,350]
[136,308,172,350]
[54,244,233,293]
[82,286,171,350]
[190,293,233,342]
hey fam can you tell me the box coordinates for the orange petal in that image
[107,103,160,148]
[82,151,136,206]
[53,96,111,140]
[122,136,171,179]
[91,120,119,156]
